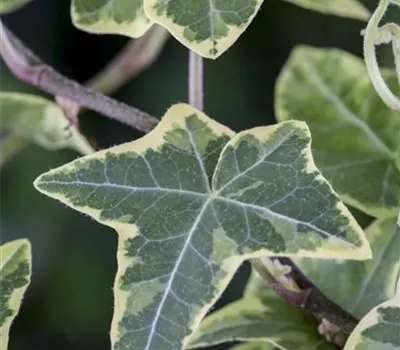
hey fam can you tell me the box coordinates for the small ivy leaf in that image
[0,0,31,14]
[188,272,336,350]
[71,0,153,38]
[275,46,400,218]
[143,0,264,59]
[0,92,94,166]
[34,104,370,350]
[281,0,370,21]
[231,341,277,350]
[343,294,400,350]
[295,218,400,318]
[0,239,32,350]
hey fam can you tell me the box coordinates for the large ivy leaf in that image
[71,0,152,38]
[143,0,264,58]
[275,46,400,218]
[281,0,370,21]
[0,239,32,350]
[295,218,400,318]
[0,92,94,165]
[343,294,400,350]
[188,271,336,350]
[34,104,370,350]
[231,341,277,350]
[0,0,31,14]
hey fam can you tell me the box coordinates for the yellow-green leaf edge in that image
[143,0,265,59]
[71,0,153,39]
[343,294,400,350]
[0,239,32,350]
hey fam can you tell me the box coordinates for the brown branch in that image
[250,258,359,335]
[0,21,159,133]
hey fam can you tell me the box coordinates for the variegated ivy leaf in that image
[295,218,400,318]
[231,341,277,350]
[0,0,31,14]
[188,271,336,350]
[281,0,370,21]
[34,104,370,350]
[144,0,264,58]
[0,239,32,350]
[71,0,152,38]
[0,92,94,166]
[343,294,400,350]
[275,46,400,218]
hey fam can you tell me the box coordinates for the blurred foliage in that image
[0,0,394,349]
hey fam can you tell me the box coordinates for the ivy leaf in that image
[188,271,336,350]
[295,218,400,318]
[343,295,400,350]
[0,92,94,166]
[275,46,400,218]
[143,0,264,58]
[0,0,31,14]
[231,341,277,350]
[0,239,32,350]
[34,104,370,350]
[71,0,152,38]
[281,0,370,21]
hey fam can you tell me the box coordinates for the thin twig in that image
[189,50,204,110]
[250,258,359,335]
[0,21,159,133]
[87,25,169,94]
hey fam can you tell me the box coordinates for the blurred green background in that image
[0,0,393,349]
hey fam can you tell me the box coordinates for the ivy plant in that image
[0,0,399,350]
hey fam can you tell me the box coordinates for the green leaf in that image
[143,0,264,58]
[188,272,336,350]
[0,92,94,165]
[34,104,370,350]
[71,0,152,38]
[295,218,400,318]
[275,46,400,218]
[343,295,400,350]
[0,239,32,350]
[0,0,31,14]
[281,0,370,21]
[231,341,277,350]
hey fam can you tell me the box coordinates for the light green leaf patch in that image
[34,104,370,350]
[188,271,336,350]
[344,294,400,350]
[281,0,370,21]
[275,46,400,218]
[295,218,400,318]
[231,341,277,350]
[71,0,152,38]
[144,0,264,58]
[0,92,94,166]
[0,239,32,350]
[0,0,31,14]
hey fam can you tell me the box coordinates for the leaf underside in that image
[0,239,32,350]
[0,92,93,166]
[188,271,336,350]
[144,0,264,58]
[281,0,370,20]
[71,0,152,38]
[231,342,277,350]
[34,104,370,350]
[344,295,400,350]
[275,46,400,218]
[0,0,31,14]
